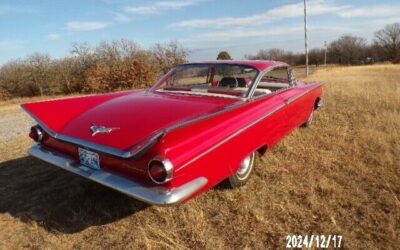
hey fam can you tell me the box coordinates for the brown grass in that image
[0,64,399,249]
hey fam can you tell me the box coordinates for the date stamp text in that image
[286,235,342,248]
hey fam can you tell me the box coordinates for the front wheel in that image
[226,152,256,188]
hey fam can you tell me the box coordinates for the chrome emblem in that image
[90,124,120,136]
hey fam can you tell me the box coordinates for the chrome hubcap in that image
[308,111,313,123]
[236,153,254,180]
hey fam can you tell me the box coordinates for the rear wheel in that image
[226,152,256,188]
[301,109,314,128]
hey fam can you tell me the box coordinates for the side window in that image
[253,67,290,97]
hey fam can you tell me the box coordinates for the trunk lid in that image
[22,90,240,151]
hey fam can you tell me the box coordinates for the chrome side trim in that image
[21,105,165,159]
[165,101,246,133]
[29,144,208,205]
[285,84,322,105]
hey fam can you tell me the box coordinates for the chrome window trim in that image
[247,64,291,100]
[156,89,242,99]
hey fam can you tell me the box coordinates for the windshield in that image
[152,64,259,98]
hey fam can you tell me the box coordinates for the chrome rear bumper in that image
[28,145,207,205]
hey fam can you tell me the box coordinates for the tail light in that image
[29,125,44,143]
[148,157,173,184]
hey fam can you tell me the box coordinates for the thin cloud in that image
[170,0,350,29]
[182,26,349,43]
[125,0,204,15]
[47,34,61,41]
[191,27,304,42]
[0,5,39,16]
[338,5,400,18]
[0,40,25,52]
[67,21,109,31]
[113,12,131,22]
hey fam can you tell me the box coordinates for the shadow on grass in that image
[0,156,148,233]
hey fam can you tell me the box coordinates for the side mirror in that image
[288,69,296,86]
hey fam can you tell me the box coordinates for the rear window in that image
[154,64,259,98]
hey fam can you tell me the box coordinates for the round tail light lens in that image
[29,125,44,143]
[148,158,173,184]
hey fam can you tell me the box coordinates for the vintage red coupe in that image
[22,60,323,205]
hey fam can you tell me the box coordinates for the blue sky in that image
[0,0,399,65]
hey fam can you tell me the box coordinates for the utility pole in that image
[324,41,327,67]
[304,0,309,76]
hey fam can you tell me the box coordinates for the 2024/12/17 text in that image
[286,235,342,248]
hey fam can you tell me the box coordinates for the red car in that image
[22,60,323,205]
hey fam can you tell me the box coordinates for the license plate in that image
[78,148,100,170]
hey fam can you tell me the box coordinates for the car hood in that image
[22,90,240,152]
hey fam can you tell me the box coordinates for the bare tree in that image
[0,39,189,100]
[0,86,11,99]
[308,48,325,66]
[0,60,30,97]
[328,35,367,65]
[94,39,143,62]
[245,48,285,60]
[245,48,301,65]
[54,57,77,94]
[26,53,52,97]
[374,23,400,63]
[151,41,188,74]
[70,42,93,61]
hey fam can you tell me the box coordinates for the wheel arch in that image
[314,96,323,110]
[257,144,268,155]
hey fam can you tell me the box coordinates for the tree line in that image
[0,23,398,100]
[0,40,187,100]
[245,23,400,66]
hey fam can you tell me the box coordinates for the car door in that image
[278,69,314,129]
[248,67,294,144]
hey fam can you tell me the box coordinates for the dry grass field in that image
[0,64,399,249]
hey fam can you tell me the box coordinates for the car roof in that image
[182,60,289,72]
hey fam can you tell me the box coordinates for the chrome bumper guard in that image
[29,145,207,205]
